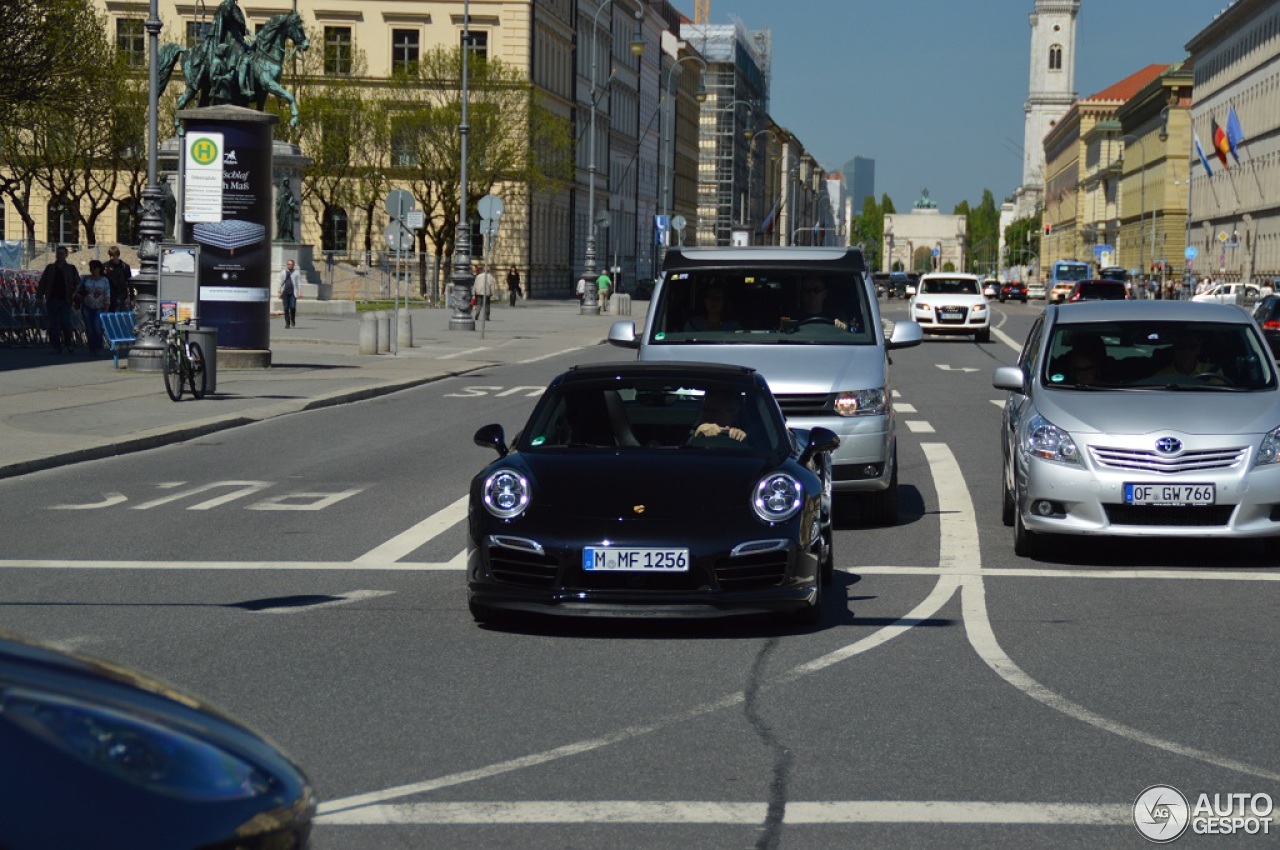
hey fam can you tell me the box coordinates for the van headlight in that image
[834,388,887,417]
[753,474,802,522]
[483,470,530,518]
[1024,414,1081,466]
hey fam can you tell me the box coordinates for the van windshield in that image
[650,270,875,345]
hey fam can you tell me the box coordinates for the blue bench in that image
[99,311,137,369]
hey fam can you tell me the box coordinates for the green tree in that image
[386,47,573,294]
[0,0,109,109]
[1003,213,1042,273]
[880,193,896,215]
[851,194,883,269]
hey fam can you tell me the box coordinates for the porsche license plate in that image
[1124,483,1215,506]
[583,547,689,571]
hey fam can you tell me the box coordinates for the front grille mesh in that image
[490,548,559,587]
[714,551,789,590]
[775,393,830,417]
[1090,446,1247,474]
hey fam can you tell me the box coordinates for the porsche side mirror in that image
[474,423,509,458]
[799,426,840,465]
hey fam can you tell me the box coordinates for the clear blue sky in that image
[716,0,1215,212]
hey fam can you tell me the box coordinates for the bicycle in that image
[162,319,207,401]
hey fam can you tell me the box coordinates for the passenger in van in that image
[684,283,741,332]
[793,276,860,332]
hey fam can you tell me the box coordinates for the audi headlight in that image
[1258,427,1280,465]
[1024,414,1081,466]
[834,387,887,417]
[753,474,802,522]
[483,470,530,518]
[971,303,987,313]
[914,302,930,311]
[1,688,274,801]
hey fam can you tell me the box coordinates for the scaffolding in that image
[682,18,771,246]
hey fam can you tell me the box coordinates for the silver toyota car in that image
[608,247,922,524]
[994,301,1280,557]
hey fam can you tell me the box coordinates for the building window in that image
[186,21,206,47]
[391,118,417,166]
[1049,44,1063,71]
[116,18,146,66]
[324,26,353,75]
[462,30,488,60]
[47,198,77,246]
[322,208,349,252]
[117,200,140,245]
[392,29,420,75]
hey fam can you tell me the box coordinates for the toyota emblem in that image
[1155,437,1182,454]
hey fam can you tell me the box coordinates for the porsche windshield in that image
[650,270,875,345]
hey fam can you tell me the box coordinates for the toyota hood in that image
[1031,387,1280,437]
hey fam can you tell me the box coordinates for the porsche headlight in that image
[483,470,530,518]
[1024,414,1082,466]
[834,387,887,417]
[753,474,802,522]
[1258,427,1280,465]
[1,688,274,801]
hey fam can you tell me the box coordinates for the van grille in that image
[775,393,830,417]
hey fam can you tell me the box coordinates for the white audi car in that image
[910,273,991,343]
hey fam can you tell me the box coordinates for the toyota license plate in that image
[1124,483,1216,506]
[583,548,689,571]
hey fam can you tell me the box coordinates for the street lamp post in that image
[659,54,705,268]
[581,0,645,316]
[743,127,776,245]
[128,0,167,369]
[449,0,475,331]
[1121,133,1148,290]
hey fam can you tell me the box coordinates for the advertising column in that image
[179,106,278,364]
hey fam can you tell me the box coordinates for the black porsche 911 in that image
[0,630,315,849]
[467,362,839,626]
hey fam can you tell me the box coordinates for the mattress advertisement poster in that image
[182,117,273,351]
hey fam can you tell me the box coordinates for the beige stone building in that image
[882,191,966,274]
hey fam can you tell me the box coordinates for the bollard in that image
[614,294,632,316]
[375,310,390,354]
[359,313,379,355]
[397,308,413,348]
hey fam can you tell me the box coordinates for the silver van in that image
[608,246,922,524]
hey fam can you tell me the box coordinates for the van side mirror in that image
[887,320,923,350]
[607,321,639,349]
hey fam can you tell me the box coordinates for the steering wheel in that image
[797,315,835,326]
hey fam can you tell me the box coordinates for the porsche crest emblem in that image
[633,505,645,514]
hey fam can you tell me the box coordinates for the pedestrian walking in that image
[576,274,587,304]
[278,258,301,327]
[76,259,111,355]
[596,270,612,311]
[506,265,522,306]
[104,246,133,311]
[37,246,79,353]
[473,263,497,320]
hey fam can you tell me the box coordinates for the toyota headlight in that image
[483,470,530,518]
[1,688,274,801]
[834,388,887,417]
[1024,414,1081,466]
[1258,427,1280,465]
[753,474,802,522]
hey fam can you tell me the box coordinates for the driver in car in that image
[795,276,859,332]
[690,390,747,443]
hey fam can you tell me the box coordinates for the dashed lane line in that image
[353,495,469,565]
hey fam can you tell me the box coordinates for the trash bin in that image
[186,325,218,394]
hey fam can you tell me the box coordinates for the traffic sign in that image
[477,194,504,221]
[671,215,686,232]
[1184,245,1198,261]
[384,222,413,251]
[384,189,414,218]
[406,209,425,231]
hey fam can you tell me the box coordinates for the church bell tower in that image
[1016,0,1080,218]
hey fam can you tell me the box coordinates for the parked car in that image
[0,630,315,849]
[1192,282,1262,304]
[982,279,1001,298]
[993,301,1280,558]
[1000,282,1029,303]
[609,246,921,524]
[1065,279,1130,302]
[467,362,839,625]
[910,272,991,342]
[1251,294,1280,358]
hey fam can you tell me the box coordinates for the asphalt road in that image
[3,298,1277,849]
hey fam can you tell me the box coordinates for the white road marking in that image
[318,800,1131,826]
[896,403,917,413]
[247,489,366,511]
[131,481,271,510]
[990,399,1004,407]
[905,420,935,433]
[992,324,1023,353]
[258,589,395,614]
[850,565,1280,582]
[935,365,978,373]
[51,492,128,510]
[0,560,463,571]
[439,347,491,360]
[519,346,588,365]
[353,496,469,565]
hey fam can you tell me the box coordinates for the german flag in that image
[1212,117,1231,168]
